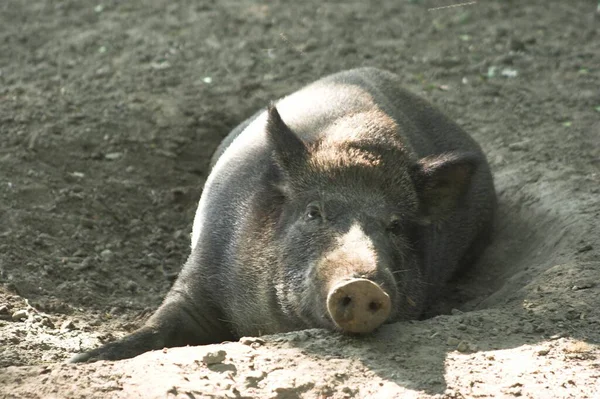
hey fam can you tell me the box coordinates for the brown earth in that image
[1,0,599,398]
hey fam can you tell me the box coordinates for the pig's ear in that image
[266,104,308,171]
[411,152,479,223]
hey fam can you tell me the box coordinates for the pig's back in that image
[212,67,483,168]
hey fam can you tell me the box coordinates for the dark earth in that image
[1,0,599,398]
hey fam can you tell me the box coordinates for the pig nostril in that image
[368,301,382,312]
[341,296,352,307]
[327,279,391,334]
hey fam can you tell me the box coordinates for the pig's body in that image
[71,68,496,362]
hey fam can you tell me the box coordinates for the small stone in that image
[11,309,28,321]
[512,325,523,333]
[457,341,470,353]
[508,140,531,151]
[104,152,122,160]
[202,350,226,365]
[76,257,94,271]
[576,244,593,253]
[500,68,518,78]
[537,348,550,356]
[240,336,266,346]
[447,337,460,346]
[125,280,138,292]
[534,325,545,333]
[0,305,10,320]
[73,249,86,257]
[506,382,523,397]
[61,319,76,331]
[151,61,171,70]
[290,330,310,342]
[40,317,55,328]
[450,308,463,315]
[171,187,186,203]
[100,249,114,261]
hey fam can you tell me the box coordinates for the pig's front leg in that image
[69,285,233,362]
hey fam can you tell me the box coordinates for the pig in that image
[70,67,496,362]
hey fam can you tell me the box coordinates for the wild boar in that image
[71,67,496,362]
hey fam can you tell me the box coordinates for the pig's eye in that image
[387,217,403,235]
[305,203,322,221]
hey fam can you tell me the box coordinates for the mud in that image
[1,0,599,398]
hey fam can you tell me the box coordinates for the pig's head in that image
[265,105,478,334]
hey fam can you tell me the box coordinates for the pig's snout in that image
[326,278,391,334]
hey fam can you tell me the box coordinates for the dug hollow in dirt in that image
[70,67,496,362]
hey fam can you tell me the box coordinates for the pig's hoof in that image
[327,278,391,334]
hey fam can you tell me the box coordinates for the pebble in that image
[508,140,531,151]
[447,337,460,347]
[240,336,266,346]
[73,249,86,257]
[76,257,94,271]
[457,341,470,353]
[202,350,227,365]
[125,280,138,292]
[104,152,122,160]
[576,244,593,253]
[40,317,55,328]
[537,348,550,356]
[12,309,28,321]
[341,386,358,397]
[0,305,10,319]
[61,319,76,331]
[290,330,310,342]
[100,249,114,261]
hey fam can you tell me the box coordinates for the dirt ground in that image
[1,0,599,398]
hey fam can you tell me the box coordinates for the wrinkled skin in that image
[70,67,496,363]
